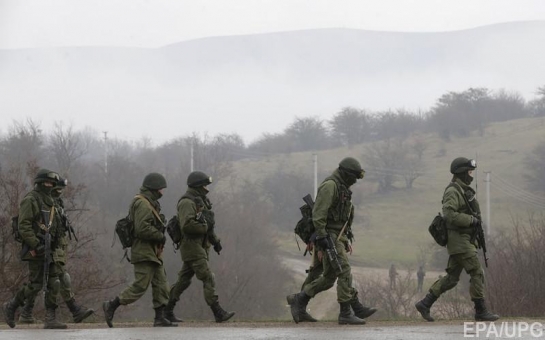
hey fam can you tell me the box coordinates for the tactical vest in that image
[323,175,353,226]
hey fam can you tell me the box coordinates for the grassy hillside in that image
[222,116,545,267]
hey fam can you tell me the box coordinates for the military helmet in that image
[34,169,60,184]
[142,173,167,190]
[187,171,213,188]
[450,157,477,174]
[338,157,365,179]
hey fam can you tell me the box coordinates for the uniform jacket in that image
[18,186,62,261]
[312,169,354,242]
[443,178,480,255]
[129,188,165,265]
[177,188,219,262]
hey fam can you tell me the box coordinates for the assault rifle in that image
[471,217,489,268]
[324,233,343,275]
[41,209,53,301]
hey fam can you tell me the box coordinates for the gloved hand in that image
[31,244,45,257]
[161,235,167,245]
[213,242,223,255]
[315,236,330,250]
[470,216,481,228]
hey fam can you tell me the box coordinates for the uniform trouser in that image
[429,252,484,300]
[119,261,169,309]
[24,260,74,306]
[15,260,61,309]
[57,262,75,302]
[303,237,357,303]
[417,280,423,293]
[301,260,323,291]
[169,258,217,306]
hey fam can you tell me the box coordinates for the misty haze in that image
[1,17,545,333]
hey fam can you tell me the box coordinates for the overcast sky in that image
[2,1,545,145]
[2,0,545,49]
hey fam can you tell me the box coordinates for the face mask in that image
[466,172,474,185]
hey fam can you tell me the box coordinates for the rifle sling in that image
[134,195,165,227]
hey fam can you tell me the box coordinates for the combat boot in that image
[350,297,377,320]
[164,299,183,323]
[473,299,500,321]
[286,293,317,322]
[210,301,235,323]
[153,305,178,327]
[415,293,438,322]
[19,300,36,324]
[43,308,67,329]
[66,298,94,323]
[2,297,21,328]
[338,302,365,325]
[102,296,120,328]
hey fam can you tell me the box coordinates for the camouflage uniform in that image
[103,173,176,328]
[165,171,235,323]
[288,158,376,325]
[2,169,67,329]
[415,157,499,322]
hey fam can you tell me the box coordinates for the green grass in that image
[226,117,545,267]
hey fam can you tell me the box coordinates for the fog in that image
[1,22,545,144]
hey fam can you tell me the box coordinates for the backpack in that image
[428,213,448,246]
[115,214,134,249]
[294,194,315,245]
[166,215,182,249]
[428,182,465,247]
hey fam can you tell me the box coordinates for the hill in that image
[224,116,545,267]
[1,21,545,142]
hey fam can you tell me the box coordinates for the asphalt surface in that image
[1,321,543,340]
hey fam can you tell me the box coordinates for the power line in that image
[491,181,545,210]
[493,173,545,205]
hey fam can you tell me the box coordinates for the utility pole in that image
[484,171,491,236]
[313,154,318,199]
[102,131,108,174]
[190,139,194,172]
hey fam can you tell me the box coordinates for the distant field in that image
[224,117,545,267]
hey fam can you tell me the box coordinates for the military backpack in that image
[294,194,315,245]
[166,215,182,250]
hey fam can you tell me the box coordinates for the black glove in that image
[161,235,167,245]
[213,242,222,255]
[470,216,481,228]
[33,244,45,256]
[315,236,330,250]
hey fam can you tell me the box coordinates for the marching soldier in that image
[2,169,67,329]
[102,173,176,328]
[165,171,235,323]
[415,157,499,322]
[288,158,376,325]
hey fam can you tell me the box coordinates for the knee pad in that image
[60,272,72,290]
[51,278,61,295]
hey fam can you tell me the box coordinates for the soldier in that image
[389,264,398,289]
[18,177,94,324]
[415,157,499,322]
[164,171,235,323]
[417,266,425,293]
[2,169,67,329]
[288,157,377,325]
[102,173,176,328]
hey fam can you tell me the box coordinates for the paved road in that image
[1,321,543,340]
